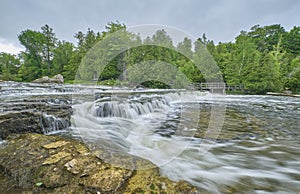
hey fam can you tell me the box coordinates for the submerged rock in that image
[195,105,268,141]
[0,133,199,193]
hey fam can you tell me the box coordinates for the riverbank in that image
[0,133,198,193]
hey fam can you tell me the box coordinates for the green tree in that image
[41,24,57,75]
[18,52,43,81]
[244,53,281,93]
[226,31,258,86]
[177,37,192,57]
[176,37,193,68]
[74,28,101,53]
[149,29,175,63]
[52,41,74,76]
[0,52,20,80]
[68,28,103,82]
[193,38,221,82]
[62,50,83,82]
[213,42,233,81]
[10,22,299,92]
[285,57,300,93]
[179,61,203,82]
[18,25,57,80]
[18,29,45,81]
[284,26,300,55]
[152,29,173,48]
[76,22,141,82]
[248,24,286,52]
[105,21,126,34]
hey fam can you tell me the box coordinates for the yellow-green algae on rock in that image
[0,133,199,193]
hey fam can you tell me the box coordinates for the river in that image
[1,82,299,193]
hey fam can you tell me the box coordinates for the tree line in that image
[0,22,299,94]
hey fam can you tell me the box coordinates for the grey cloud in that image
[0,0,299,46]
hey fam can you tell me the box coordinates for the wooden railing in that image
[191,82,243,92]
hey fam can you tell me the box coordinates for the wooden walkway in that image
[191,82,243,93]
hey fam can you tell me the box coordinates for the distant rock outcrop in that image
[33,74,64,84]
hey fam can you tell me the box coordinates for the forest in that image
[0,21,299,94]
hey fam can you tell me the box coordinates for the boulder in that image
[33,74,64,84]
[52,74,64,84]
[0,133,199,193]
[32,76,51,83]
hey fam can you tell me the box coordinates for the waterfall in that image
[94,98,169,119]
[41,114,70,134]
[2,81,300,193]
[72,91,202,168]
[92,91,203,119]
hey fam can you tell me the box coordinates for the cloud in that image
[0,38,24,55]
[0,0,299,53]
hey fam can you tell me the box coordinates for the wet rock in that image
[0,133,199,193]
[42,151,71,165]
[79,167,132,193]
[52,74,64,84]
[42,140,69,149]
[32,74,64,84]
[32,76,51,83]
[0,111,44,139]
[0,97,72,139]
[64,159,80,174]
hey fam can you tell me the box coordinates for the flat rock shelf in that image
[0,133,198,193]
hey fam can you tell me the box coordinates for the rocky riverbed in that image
[0,81,76,139]
[0,82,199,193]
[0,133,198,193]
[1,81,300,193]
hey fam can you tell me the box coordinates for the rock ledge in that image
[0,133,198,194]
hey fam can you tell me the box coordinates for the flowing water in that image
[72,91,300,193]
[1,82,300,193]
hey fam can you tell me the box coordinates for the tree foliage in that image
[1,22,299,93]
[0,52,20,80]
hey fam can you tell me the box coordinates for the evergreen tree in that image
[41,24,57,75]
[52,41,74,76]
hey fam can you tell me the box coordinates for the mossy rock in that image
[0,133,199,193]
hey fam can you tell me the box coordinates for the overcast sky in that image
[0,0,299,54]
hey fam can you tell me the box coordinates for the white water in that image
[72,92,206,165]
[41,114,70,134]
[1,81,299,192]
[72,92,300,193]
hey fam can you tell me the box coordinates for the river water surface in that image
[1,82,299,193]
[73,93,300,193]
